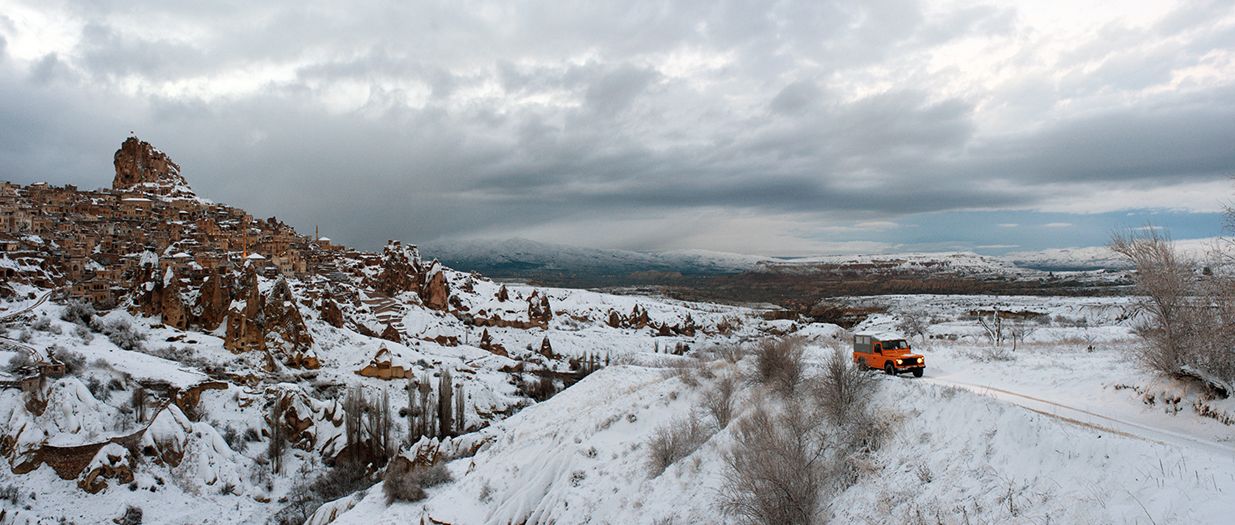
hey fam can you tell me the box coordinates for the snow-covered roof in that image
[318,237,331,242]
[246,253,266,260]
[853,331,905,341]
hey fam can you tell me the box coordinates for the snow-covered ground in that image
[5,290,1235,524]
[324,294,1235,524]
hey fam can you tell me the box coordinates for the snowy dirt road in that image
[921,376,1235,458]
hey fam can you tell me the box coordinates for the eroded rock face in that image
[264,277,318,369]
[195,268,230,331]
[478,329,508,357]
[224,267,318,369]
[379,323,402,343]
[420,261,450,311]
[371,241,422,297]
[527,290,552,326]
[224,265,265,354]
[113,137,195,198]
[319,298,345,328]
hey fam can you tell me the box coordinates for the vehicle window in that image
[884,340,907,349]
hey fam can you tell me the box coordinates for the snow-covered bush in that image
[73,323,94,343]
[703,372,738,428]
[60,299,96,325]
[31,316,61,334]
[646,414,711,477]
[116,505,142,525]
[720,399,830,525]
[50,346,86,374]
[752,337,805,396]
[4,351,32,372]
[383,460,452,504]
[814,346,876,425]
[95,318,146,351]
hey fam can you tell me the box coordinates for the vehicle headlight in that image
[895,359,903,365]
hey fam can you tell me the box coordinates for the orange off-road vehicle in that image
[853,333,925,377]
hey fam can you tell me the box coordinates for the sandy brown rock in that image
[113,136,195,198]
[420,260,450,311]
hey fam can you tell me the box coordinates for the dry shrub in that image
[720,399,829,525]
[647,414,711,477]
[383,460,453,505]
[703,372,739,429]
[753,337,805,396]
[1111,229,1235,395]
[815,346,876,426]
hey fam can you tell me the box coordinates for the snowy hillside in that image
[321,296,1235,523]
[1008,237,1225,271]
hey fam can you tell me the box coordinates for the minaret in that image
[242,217,249,258]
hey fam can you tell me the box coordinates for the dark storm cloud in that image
[0,0,1233,253]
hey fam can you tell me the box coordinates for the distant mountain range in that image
[421,237,1212,283]
[419,238,771,279]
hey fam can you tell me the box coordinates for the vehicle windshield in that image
[881,339,908,350]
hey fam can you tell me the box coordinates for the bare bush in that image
[752,337,805,396]
[51,347,86,374]
[719,399,829,525]
[4,351,32,373]
[117,505,142,525]
[703,372,739,429]
[95,318,146,351]
[647,414,712,477]
[60,299,97,325]
[383,460,453,504]
[897,310,929,341]
[815,346,876,425]
[1111,229,1235,394]
[31,317,61,334]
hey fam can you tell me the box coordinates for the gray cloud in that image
[0,0,1232,254]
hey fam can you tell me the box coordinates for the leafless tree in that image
[1111,228,1235,394]
[897,309,929,342]
[977,309,1005,348]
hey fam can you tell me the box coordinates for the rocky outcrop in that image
[159,268,189,330]
[527,290,552,326]
[224,265,265,354]
[370,241,422,297]
[113,136,196,198]
[420,260,450,311]
[496,284,509,302]
[225,267,319,369]
[319,298,345,328]
[478,329,508,357]
[356,346,414,380]
[265,278,318,369]
[77,444,134,494]
[379,323,402,343]
[539,336,556,360]
[195,267,230,331]
[130,258,189,330]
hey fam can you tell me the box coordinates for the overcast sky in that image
[1,0,1233,256]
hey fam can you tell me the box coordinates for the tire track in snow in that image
[921,377,1235,458]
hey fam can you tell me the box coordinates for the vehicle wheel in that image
[884,363,895,375]
[912,368,924,378]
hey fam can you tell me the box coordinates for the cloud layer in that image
[1,0,1233,254]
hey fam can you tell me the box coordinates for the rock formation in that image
[225,267,318,369]
[420,260,450,311]
[371,241,422,297]
[527,290,552,326]
[319,298,345,328]
[112,136,196,198]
